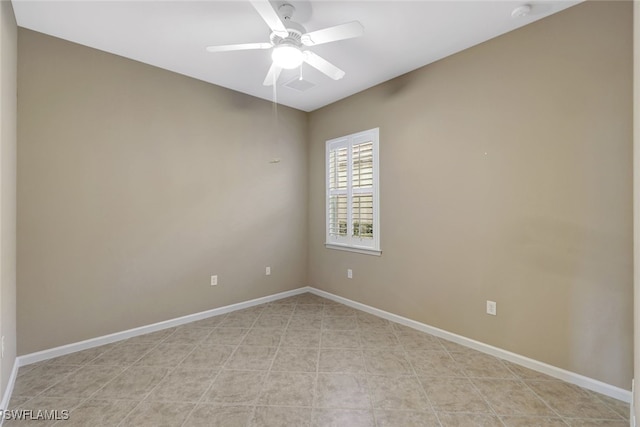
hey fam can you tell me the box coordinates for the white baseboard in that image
[0,358,19,411]
[308,288,632,403]
[0,357,20,425]
[17,287,311,367]
[630,379,635,427]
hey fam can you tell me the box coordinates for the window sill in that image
[325,243,382,256]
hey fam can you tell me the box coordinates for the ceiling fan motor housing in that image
[266,3,305,47]
[270,20,304,47]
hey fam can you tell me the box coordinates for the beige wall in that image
[17,29,308,354]
[0,0,17,398]
[308,1,633,389]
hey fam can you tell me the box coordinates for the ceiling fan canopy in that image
[206,0,364,86]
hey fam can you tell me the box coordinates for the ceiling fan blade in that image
[206,43,272,53]
[301,21,364,46]
[303,51,345,80]
[250,0,288,38]
[263,63,283,86]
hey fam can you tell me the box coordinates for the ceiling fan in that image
[206,0,364,86]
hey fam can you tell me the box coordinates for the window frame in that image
[325,127,381,256]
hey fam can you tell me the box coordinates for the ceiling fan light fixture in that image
[272,44,304,69]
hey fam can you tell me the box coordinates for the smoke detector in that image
[511,4,532,18]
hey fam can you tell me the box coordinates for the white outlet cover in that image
[347,269,353,279]
[486,300,497,315]
[266,267,271,276]
[211,275,218,286]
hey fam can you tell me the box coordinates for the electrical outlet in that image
[486,300,497,316]
[265,266,271,276]
[2,336,5,359]
[347,269,353,279]
[211,275,218,286]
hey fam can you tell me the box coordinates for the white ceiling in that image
[12,0,580,112]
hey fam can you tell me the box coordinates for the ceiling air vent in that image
[283,76,316,92]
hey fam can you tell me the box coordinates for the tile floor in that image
[6,293,629,426]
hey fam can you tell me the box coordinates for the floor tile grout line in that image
[317,301,373,423]
[245,300,298,427]
[311,301,323,423]
[114,397,149,427]
[363,319,385,427]
[74,364,142,427]
[176,315,248,427]
[108,335,192,427]
[437,338,508,426]
[41,334,176,427]
[430,338,505,425]
[176,370,222,427]
[496,358,552,422]
[519,379,624,423]
[584,387,630,421]
[24,341,127,400]
[114,338,213,427]
[114,306,233,427]
[311,302,362,422]
[54,364,142,423]
[301,298,323,422]
[460,368,509,426]
[389,319,444,427]
[12,363,83,404]
[502,362,569,424]
[308,299,332,423]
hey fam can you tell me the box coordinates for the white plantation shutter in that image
[352,142,373,188]
[328,194,348,238]
[352,141,374,241]
[328,145,348,242]
[326,128,380,255]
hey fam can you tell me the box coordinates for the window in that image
[326,128,380,255]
